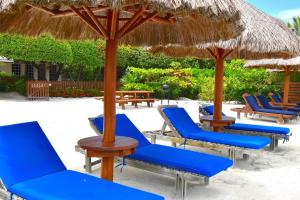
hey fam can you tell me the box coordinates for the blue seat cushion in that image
[91,115,151,149]
[186,130,270,149]
[272,94,282,103]
[225,123,291,135]
[9,170,163,200]
[257,95,282,110]
[257,108,297,116]
[163,107,270,149]
[0,122,66,189]
[129,144,232,177]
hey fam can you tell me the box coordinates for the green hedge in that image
[0,71,26,95]
[121,60,280,102]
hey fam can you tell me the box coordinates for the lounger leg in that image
[228,149,236,164]
[204,177,209,186]
[270,136,277,152]
[161,122,167,133]
[171,142,177,147]
[85,154,92,173]
[150,135,156,144]
[180,177,187,200]
[242,154,250,160]
[175,174,181,191]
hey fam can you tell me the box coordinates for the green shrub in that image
[15,79,26,96]
[121,67,199,99]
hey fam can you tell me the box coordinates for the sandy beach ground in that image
[1,92,300,200]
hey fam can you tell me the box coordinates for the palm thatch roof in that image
[0,0,244,46]
[150,0,300,59]
[245,56,300,71]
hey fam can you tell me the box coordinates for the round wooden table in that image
[200,115,236,132]
[78,136,138,181]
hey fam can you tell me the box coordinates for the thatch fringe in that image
[245,57,300,71]
[0,0,244,45]
[150,0,300,59]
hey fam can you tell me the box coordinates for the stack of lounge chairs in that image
[269,92,300,107]
[199,105,292,151]
[239,93,298,124]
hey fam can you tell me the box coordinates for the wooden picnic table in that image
[116,91,155,109]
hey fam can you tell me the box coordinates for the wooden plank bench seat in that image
[117,98,155,109]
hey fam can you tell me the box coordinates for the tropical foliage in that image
[287,17,300,36]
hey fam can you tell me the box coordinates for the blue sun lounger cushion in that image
[201,105,291,136]
[257,95,300,112]
[0,122,164,200]
[91,115,233,177]
[162,107,270,149]
[245,96,297,116]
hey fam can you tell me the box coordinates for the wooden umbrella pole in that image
[283,66,291,105]
[213,48,225,132]
[102,39,118,181]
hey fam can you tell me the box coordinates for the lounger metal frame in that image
[76,118,209,200]
[198,105,292,151]
[153,105,264,163]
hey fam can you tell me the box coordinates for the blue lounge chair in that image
[243,93,297,124]
[0,122,163,200]
[256,95,300,112]
[199,105,292,151]
[155,105,270,161]
[88,114,233,200]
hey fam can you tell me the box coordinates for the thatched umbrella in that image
[245,57,300,105]
[150,0,300,131]
[0,0,244,181]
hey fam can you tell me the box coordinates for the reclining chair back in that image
[90,115,151,149]
[256,95,273,109]
[0,122,66,189]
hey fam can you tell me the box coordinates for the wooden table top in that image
[78,136,138,152]
[116,91,153,94]
[200,115,236,123]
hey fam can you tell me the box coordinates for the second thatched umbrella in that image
[245,57,300,105]
[0,0,244,181]
[151,0,300,131]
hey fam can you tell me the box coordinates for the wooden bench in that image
[117,98,155,110]
[230,107,248,119]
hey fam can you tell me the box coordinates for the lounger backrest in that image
[91,114,151,149]
[257,95,272,109]
[162,107,202,138]
[245,95,261,111]
[273,93,282,103]
[201,105,226,116]
[0,122,66,189]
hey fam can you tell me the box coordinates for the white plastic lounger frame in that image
[154,105,262,163]
[198,105,292,151]
[0,180,22,200]
[76,119,208,200]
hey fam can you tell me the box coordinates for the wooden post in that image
[283,67,291,105]
[213,48,225,132]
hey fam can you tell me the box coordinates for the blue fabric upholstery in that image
[0,122,164,200]
[272,94,282,103]
[129,144,232,177]
[226,123,290,135]
[257,95,282,110]
[245,96,261,111]
[9,170,163,200]
[91,114,233,177]
[201,105,291,136]
[162,107,270,149]
[0,122,66,189]
[258,108,297,115]
[91,115,151,149]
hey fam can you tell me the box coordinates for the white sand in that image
[1,93,300,200]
